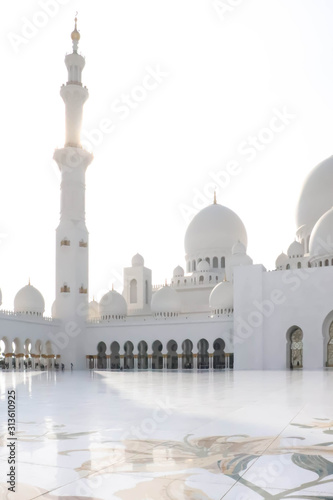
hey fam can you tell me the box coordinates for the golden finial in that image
[165,279,167,286]
[213,190,217,204]
[71,13,80,41]
[112,283,114,291]
[28,277,31,286]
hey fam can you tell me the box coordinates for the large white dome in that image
[185,203,247,256]
[99,290,127,317]
[309,207,333,257]
[14,283,45,316]
[296,156,333,233]
[151,286,181,314]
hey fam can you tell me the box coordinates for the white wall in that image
[234,264,333,369]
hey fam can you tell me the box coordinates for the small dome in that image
[14,283,45,316]
[132,253,144,267]
[184,203,247,256]
[209,281,233,311]
[151,286,181,314]
[309,207,333,257]
[89,299,100,320]
[173,265,184,277]
[232,240,246,255]
[230,253,253,268]
[275,252,288,268]
[197,260,210,272]
[99,290,127,317]
[287,240,304,258]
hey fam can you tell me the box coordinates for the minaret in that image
[53,17,93,324]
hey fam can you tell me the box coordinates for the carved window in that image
[61,238,70,246]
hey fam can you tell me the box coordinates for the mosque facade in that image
[1,22,333,371]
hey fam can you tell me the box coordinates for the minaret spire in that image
[53,20,93,334]
[71,14,80,53]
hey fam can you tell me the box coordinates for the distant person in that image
[71,363,73,371]
[61,363,64,371]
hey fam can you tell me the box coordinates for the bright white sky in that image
[0,0,333,315]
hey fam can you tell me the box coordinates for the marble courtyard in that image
[1,370,333,499]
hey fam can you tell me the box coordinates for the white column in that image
[178,355,182,371]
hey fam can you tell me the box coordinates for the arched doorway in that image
[130,279,137,303]
[0,339,5,369]
[327,321,333,367]
[213,338,225,369]
[110,341,120,369]
[182,339,193,369]
[24,339,32,369]
[167,340,178,369]
[197,339,209,369]
[138,341,148,369]
[152,340,163,369]
[97,342,107,369]
[287,327,303,369]
[124,341,134,369]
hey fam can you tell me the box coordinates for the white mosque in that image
[1,21,333,372]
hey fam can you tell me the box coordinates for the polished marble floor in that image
[1,370,333,499]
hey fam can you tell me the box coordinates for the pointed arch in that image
[286,326,303,369]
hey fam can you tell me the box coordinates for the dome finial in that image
[213,189,217,204]
[112,283,114,291]
[71,12,80,47]
[28,277,31,286]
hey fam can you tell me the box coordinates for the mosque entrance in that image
[197,339,209,369]
[182,339,193,369]
[167,340,178,369]
[327,321,333,367]
[138,341,148,369]
[213,338,226,369]
[152,340,163,369]
[124,341,134,369]
[97,342,107,369]
[288,327,303,369]
[111,341,120,369]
